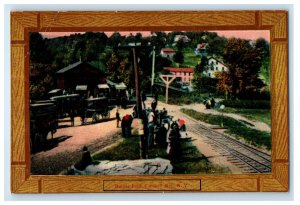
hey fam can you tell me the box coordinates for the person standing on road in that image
[147,109,155,148]
[116,108,121,128]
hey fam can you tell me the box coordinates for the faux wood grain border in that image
[10,10,289,193]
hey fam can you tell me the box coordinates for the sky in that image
[40,30,270,42]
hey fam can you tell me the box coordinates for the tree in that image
[173,51,184,65]
[207,35,227,57]
[192,56,208,92]
[108,32,125,48]
[255,38,270,84]
[150,32,167,53]
[30,33,51,63]
[221,38,265,99]
[215,72,232,99]
[176,39,185,51]
[106,51,132,87]
[30,63,57,100]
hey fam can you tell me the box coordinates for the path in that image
[31,107,132,175]
[181,103,270,132]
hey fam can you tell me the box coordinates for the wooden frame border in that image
[10,11,289,193]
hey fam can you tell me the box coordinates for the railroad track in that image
[185,119,271,173]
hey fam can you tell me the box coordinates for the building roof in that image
[98,84,110,89]
[48,89,62,94]
[161,48,175,53]
[164,67,194,73]
[76,85,88,91]
[56,61,107,76]
[56,61,82,74]
[197,43,208,49]
[207,56,227,66]
[107,80,127,90]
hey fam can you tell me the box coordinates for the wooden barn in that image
[56,61,107,91]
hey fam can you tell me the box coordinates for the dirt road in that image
[31,98,270,175]
[31,107,132,175]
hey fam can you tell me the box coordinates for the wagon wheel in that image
[92,112,99,123]
[102,111,110,119]
[31,132,42,153]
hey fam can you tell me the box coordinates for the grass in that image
[181,50,200,67]
[157,92,211,106]
[168,48,199,68]
[181,108,271,150]
[93,136,230,174]
[93,137,140,161]
[221,107,271,126]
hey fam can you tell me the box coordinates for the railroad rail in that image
[182,113,271,173]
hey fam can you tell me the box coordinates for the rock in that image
[73,158,173,175]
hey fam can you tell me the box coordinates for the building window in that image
[222,67,224,71]
[208,73,211,77]
[216,67,218,71]
[211,66,214,71]
[216,61,218,65]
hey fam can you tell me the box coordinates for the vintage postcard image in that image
[29,30,272,176]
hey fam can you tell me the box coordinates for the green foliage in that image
[106,52,132,87]
[221,38,266,99]
[181,49,200,67]
[93,137,140,161]
[30,33,52,64]
[30,63,57,100]
[222,108,271,126]
[220,99,270,109]
[158,92,208,105]
[150,32,168,53]
[30,31,270,100]
[206,34,228,57]
[176,39,186,51]
[155,56,172,72]
[173,51,184,65]
[192,57,205,91]
[181,108,271,150]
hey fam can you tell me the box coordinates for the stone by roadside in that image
[70,158,173,175]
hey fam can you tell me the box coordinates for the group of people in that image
[205,97,216,109]
[116,94,187,160]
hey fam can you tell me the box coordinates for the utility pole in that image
[132,47,147,159]
[159,74,176,104]
[118,44,152,159]
[132,47,143,118]
[151,46,155,96]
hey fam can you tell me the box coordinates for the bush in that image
[159,92,205,105]
[220,99,270,109]
[199,77,218,93]
[239,90,271,100]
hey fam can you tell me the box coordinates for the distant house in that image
[56,61,107,90]
[161,48,175,58]
[164,67,194,85]
[203,57,228,78]
[174,35,190,43]
[195,43,208,57]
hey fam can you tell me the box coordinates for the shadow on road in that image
[32,135,72,154]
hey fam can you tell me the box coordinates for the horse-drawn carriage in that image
[82,97,112,124]
[50,94,82,126]
[30,102,58,152]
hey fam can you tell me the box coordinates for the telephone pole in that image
[159,74,176,104]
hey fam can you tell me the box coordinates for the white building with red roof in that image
[160,48,175,58]
[164,67,194,85]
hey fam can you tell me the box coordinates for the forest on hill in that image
[30,31,270,100]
